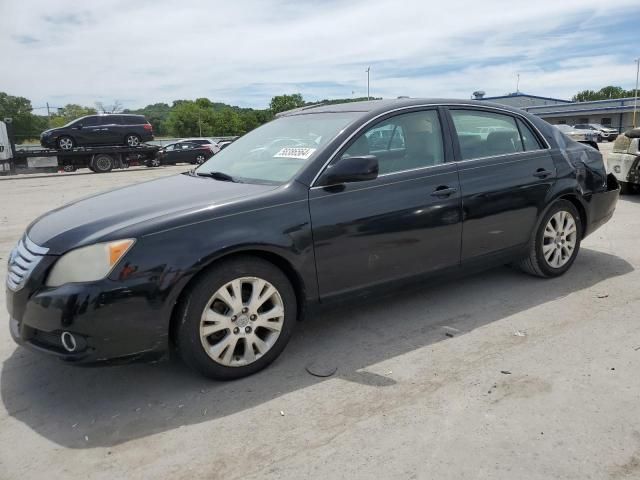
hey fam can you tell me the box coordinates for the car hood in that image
[27,173,278,254]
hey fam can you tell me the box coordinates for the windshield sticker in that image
[274,147,316,160]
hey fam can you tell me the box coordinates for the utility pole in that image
[198,110,202,137]
[366,67,370,100]
[516,73,520,93]
[46,102,51,127]
[634,58,639,129]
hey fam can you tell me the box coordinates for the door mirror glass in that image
[320,155,378,185]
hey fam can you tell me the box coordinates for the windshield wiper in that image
[196,171,239,182]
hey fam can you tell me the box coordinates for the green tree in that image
[165,100,217,137]
[49,104,98,128]
[0,92,48,143]
[269,93,305,115]
[572,86,634,102]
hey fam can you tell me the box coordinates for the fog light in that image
[61,331,78,352]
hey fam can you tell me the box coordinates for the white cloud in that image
[1,0,639,109]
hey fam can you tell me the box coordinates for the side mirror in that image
[320,155,379,186]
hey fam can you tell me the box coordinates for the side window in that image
[450,109,523,160]
[100,116,121,125]
[82,116,100,127]
[341,110,444,174]
[517,118,542,151]
[165,144,175,151]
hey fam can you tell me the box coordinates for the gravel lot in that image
[1,146,639,480]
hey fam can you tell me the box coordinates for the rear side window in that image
[100,116,122,125]
[120,115,144,125]
[516,118,543,151]
[451,110,524,159]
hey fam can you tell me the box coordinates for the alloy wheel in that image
[126,135,140,147]
[58,137,73,150]
[196,154,206,164]
[542,210,577,268]
[199,276,284,367]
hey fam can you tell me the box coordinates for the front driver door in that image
[309,108,462,298]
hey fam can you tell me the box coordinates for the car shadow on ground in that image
[1,248,633,448]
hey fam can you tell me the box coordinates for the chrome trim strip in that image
[6,235,48,292]
[309,102,551,187]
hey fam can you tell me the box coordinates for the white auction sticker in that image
[273,147,316,160]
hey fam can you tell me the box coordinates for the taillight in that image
[144,124,152,131]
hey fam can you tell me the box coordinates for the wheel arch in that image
[557,193,587,238]
[168,248,308,347]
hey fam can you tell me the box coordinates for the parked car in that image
[554,124,599,150]
[7,99,619,379]
[607,128,640,194]
[40,114,154,150]
[216,140,234,151]
[152,141,214,166]
[176,137,221,155]
[573,123,618,142]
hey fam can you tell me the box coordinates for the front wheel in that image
[516,200,582,278]
[57,136,75,151]
[176,256,297,380]
[195,154,206,164]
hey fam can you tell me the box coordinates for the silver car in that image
[554,124,599,150]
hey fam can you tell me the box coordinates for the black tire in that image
[176,256,297,380]
[57,135,75,151]
[516,200,582,278]
[91,154,114,173]
[147,158,161,168]
[619,182,634,195]
[125,134,141,147]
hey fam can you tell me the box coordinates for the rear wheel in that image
[57,136,75,151]
[147,157,161,168]
[125,134,141,147]
[517,200,582,278]
[91,154,114,173]
[195,154,206,164]
[176,256,297,379]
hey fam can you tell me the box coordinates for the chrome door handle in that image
[430,186,457,197]
[533,169,552,178]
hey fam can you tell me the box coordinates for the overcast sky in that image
[2,0,639,111]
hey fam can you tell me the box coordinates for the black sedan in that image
[151,141,214,166]
[6,99,619,379]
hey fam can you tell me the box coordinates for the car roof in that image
[278,98,526,117]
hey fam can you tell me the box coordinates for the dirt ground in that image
[1,146,639,479]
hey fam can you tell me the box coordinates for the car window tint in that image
[82,116,100,127]
[341,110,444,174]
[101,116,120,125]
[165,144,175,151]
[517,118,542,151]
[451,110,523,160]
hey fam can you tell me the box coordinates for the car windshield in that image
[195,112,359,184]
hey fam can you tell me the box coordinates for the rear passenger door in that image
[100,115,123,145]
[447,107,556,261]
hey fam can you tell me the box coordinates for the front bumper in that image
[40,136,56,149]
[6,253,170,364]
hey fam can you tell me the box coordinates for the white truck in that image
[607,128,640,194]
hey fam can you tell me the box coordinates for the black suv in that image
[40,114,154,150]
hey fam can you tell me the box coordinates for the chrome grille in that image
[6,236,49,291]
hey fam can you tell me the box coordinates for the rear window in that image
[121,115,146,125]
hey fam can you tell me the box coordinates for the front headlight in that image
[46,239,135,287]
